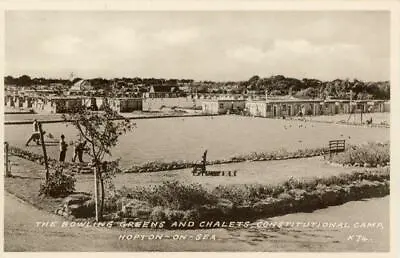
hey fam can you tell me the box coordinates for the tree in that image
[294,87,317,99]
[248,75,260,87]
[62,101,134,221]
[17,75,32,86]
[4,76,15,85]
[72,77,83,84]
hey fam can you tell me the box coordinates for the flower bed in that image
[123,147,330,173]
[8,145,87,173]
[8,145,60,167]
[9,144,330,174]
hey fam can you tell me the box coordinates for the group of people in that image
[58,135,88,163]
[25,119,88,163]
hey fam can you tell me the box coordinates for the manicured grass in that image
[304,112,390,126]
[5,116,389,167]
[5,176,63,214]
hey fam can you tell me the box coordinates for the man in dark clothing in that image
[59,134,68,162]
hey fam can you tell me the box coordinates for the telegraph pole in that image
[38,122,50,182]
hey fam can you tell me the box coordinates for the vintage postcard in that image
[0,0,398,257]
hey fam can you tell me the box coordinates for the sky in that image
[5,11,390,81]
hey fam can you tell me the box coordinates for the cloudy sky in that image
[5,11,389,81]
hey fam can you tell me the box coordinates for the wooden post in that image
[94,165,99,222]
[5,142,11,177]
[202,150,207,175]
[38,122,50,182]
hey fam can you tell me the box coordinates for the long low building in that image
[5,95,36,109]
[5,94,144,114]
[201,99,246,114]
[246,98,323,117]
[244,97,387,118]
[109,97,143,113]
[31,96,83,114]
[201,96,388,117]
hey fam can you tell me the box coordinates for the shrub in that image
[165,209,186,221]
[330,142,389,167]
[209,168,389,206]
[103,195,119,214]
[211,185,249,206]
[211,184,285,206]
[149,206,167,221]
[39,167,76,197]
[183,209,201,221]
[117,181,216,210]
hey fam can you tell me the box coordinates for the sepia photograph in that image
[1,3,395,254]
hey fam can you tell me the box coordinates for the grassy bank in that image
[102,168,389,225]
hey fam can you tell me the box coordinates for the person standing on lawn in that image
[59,134,68,162]
[72,140,87,163]
[25,119,41,146]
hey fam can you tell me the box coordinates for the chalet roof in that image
[70,79,91,91]
[202,99,246,103]
[47,96,83,100]
[248,97,322,104]
[113,97,143,100]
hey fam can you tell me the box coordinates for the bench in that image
[329,140,346,157]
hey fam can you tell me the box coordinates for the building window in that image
[219,103,224,108]
[266,105,271,112]
[282,104,286,111]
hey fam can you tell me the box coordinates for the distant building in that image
[14,96,24,108]
[82,97,99,111]
[384,101,390,112]
[5,95,16,107]
[146,86,180,98]
[109,97,143,113]
[245,97,387,118]
[322,100,352,115]
[246,97,322,118]
[69,79,92,95]
[201,99,246,115]
[32,97,83,114]
[22,96,34,109]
